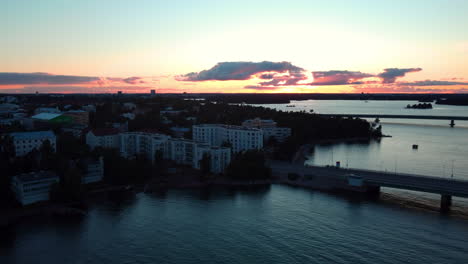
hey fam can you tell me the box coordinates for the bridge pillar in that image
[440,195,452,212]
[366,186,381,197]
[450,120,455,127]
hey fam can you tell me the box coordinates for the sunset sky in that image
[2,0,468,93]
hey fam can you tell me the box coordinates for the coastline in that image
[4,174,468,228]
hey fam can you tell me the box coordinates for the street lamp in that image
[451,160,455,178]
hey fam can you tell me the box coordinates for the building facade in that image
[119,132,231,173]
[85,128,120,150]
[120,131,171,162]
[10,130,56,157]
[192,124,263,153]
[194,144,231,173]
[11,171,59,205]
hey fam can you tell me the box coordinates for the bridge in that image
[269,161,468,212]
[317,114,468,127]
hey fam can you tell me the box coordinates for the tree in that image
[226,150,271,181]
[200,153,211,175]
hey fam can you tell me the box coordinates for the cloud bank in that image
[0,72,99,85]
[175,61,305,81]
[378,68,422,83]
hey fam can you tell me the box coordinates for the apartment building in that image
[192,124,263,153]
[241,118,291,143]
[11,171,59,205]
[10,130,56,156]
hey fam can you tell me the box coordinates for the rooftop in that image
[10,130,55,139]
[193,124,262,131]
[14,171,59,183]
[32,113,62,120]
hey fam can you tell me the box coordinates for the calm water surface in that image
[2,100,468,264]
[2,186,468,264]
[256,100,468,179]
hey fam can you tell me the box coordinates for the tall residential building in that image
[11,171,59,205]
[120,131,171,163]
[85,128,121,150]
[192,124,263,153]
[119,132,231,173]
[241,118,291,143]
[194,144,231,174]
[10,130,56,156]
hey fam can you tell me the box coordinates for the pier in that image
[269,162,468,212]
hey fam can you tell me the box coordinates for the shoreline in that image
[4,174,468,227]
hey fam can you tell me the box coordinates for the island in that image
[405,103,433,109]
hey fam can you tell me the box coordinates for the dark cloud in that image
[244,85,281,91]
[0,85,152,94]
[398,80,468,86]
[310,70,374,85]
[123,77,146,84]
[176,61,305,81]
[0,72,99,85]
[378,68,422,83]
[259,73,277,79]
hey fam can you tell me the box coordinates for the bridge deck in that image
[269,162,468,198]
[318,114,468,121]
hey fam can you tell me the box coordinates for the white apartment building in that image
[86,128,121,150]
[261,127,292,143]
[11,171,59,205]
[241,118,291,143]
[194,144,231,174]
[166,138,197,165]
[120,131,171,162]
[192,124,263,153]
[10,130,56,157]
[119,132,231,173]
[242,118,277,128]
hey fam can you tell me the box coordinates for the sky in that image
[1,0,468,94]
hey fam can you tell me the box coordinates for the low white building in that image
[34,107,61,115]
[261,127,292,143]
[10,131,56,157]
[242,118,291,143]
[85,128,121,150]
[192,124,263,153]
[242,118,277,128]
[83,157,104,184]
[11,171,59,205]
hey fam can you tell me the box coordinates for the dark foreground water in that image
[2,186,468,264]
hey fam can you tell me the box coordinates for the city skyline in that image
[2,0,468,93]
